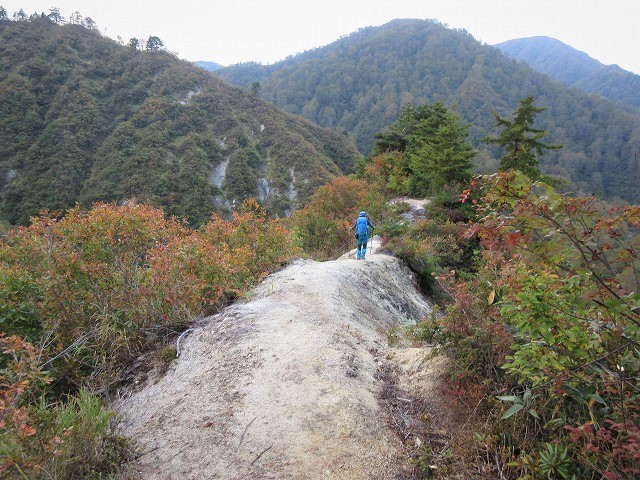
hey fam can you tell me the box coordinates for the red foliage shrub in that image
[0,201,298,388]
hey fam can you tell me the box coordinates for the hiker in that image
[350,211,374,260]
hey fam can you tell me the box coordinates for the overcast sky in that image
[3,1,639,74]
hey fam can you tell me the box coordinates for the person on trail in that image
[350,211,374,260]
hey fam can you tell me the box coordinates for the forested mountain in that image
[217,19,640,203]
[195,61,224,72]
[496,36,640,109]
[0,16,358,226]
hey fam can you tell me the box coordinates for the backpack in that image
[356,216,369,236]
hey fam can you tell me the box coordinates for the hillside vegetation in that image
[2,94,639,478]
[0,200,300,478]
[0,15,359,226]
[1,9,639,480]
[496,36,640,109]
[217,19,640,204]
[293,105,640,479]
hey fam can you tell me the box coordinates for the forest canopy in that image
[218,19,640,204]
[0,12,359,226]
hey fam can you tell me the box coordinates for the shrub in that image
[0,335,49,477]
[0,204,189,388]
[202,199,300,284]
[0,338,124,479]
[0,200,300,478]
[1,201,299,389]
[384,219,463,296]
[290,176,389,259]
[428,171,640,478]
[33,389,125,479]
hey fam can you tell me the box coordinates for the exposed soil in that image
[112,237,447,480]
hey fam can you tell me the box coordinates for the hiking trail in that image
[112,217,445,479]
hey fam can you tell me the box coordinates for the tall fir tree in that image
[482,95,561,179]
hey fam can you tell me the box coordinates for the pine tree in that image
[370,102,475,195]
[482,96,561,179]
[12,8,27,21]
[372,103,449,155]
[145,36,164,52]
[83,17,97,30]
[47,7,64,24]
[410,111,475,193]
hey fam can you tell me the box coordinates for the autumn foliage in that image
[430,171,639,478]
[0,201,298,476]
[0,335,51,475]
[289,176,388,259]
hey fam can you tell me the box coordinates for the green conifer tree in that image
[482,95,561,179]
[410,111,475,193]
[371,102,475,195]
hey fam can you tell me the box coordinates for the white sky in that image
[3,1,639,74]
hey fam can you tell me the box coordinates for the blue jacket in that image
[352,212,374,238]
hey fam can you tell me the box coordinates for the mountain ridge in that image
[495,36,640,109]
[0,17,359,225]
[216,19,640,203]
[195,60,225,72]
[113,239,440,479]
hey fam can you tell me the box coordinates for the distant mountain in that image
[217,19,640,203]
[495,36,640,109]
[194,61,225,72]
[0,17,359,225]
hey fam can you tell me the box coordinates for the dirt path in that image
[112,237,442,480]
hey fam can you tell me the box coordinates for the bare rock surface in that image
[113,238,440,480]
[389,198,430,225]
